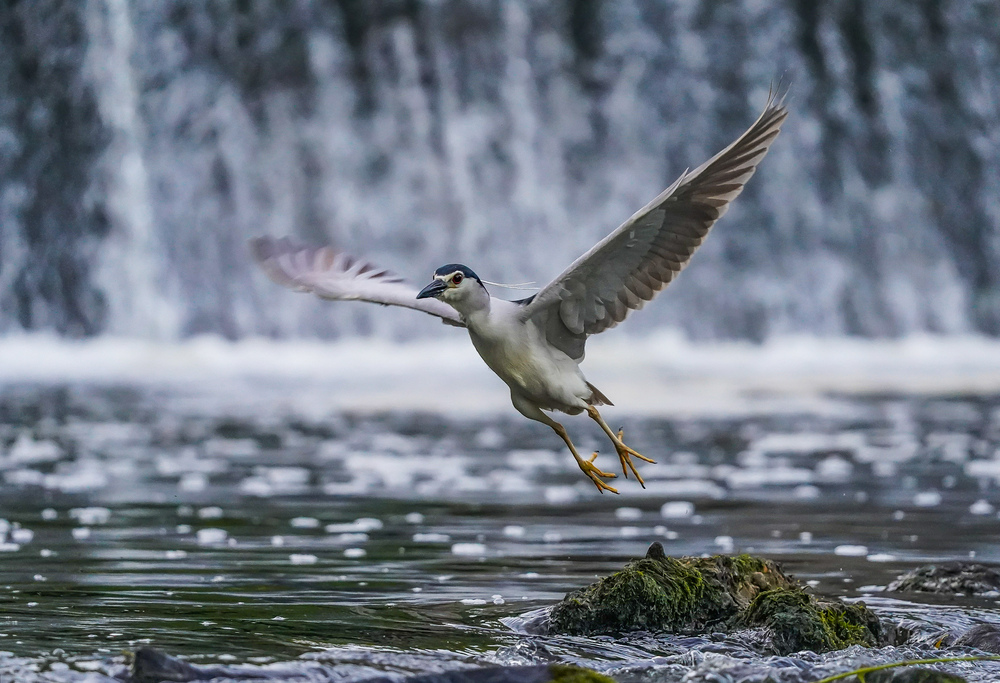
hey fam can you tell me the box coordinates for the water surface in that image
[2,383,1000,681]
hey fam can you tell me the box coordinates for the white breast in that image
[467,299,590,411]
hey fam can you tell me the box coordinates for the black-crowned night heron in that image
[252,96,787,494]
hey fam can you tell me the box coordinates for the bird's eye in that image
[452,272,463,285]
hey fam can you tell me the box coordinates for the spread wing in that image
[250,237,465,327]
[519,95,788,358]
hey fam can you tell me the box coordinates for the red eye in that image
[452,272,463,285]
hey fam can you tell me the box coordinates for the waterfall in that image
[0,0,998,341]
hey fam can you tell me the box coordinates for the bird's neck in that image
[447,285,491,323]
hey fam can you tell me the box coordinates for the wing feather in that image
[521,95,788,347]
[250,237,465,327]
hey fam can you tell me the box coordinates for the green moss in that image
[546,544,883,656]
[742,588,881,654]
[548,543,795,636]
[547,664,618,682]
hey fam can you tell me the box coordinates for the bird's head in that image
[416,264,486,306]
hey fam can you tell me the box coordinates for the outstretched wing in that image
[250,237,465,327]
[519,95,788,357]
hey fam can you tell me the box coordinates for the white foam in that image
[451,542,487,556]
[3,333,1000,416]
[913,491,942,507]
[179,473,208,492]
[196,528,228,544]
[10,529,33,544]
[543,486,579,505]
[660,501,695,518]
[325,518,383,533]
[413,533,450,543]
[834,544,868,557]
[714,535,734,551]
[970,499,996,515]
[4,433,62,465]
[866,553,898,563]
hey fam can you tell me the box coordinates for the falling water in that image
[1,0,998,341]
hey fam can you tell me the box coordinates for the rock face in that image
[887,563,1000,596]
[546,542,882,655]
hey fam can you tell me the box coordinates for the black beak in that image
[416,279,448,299]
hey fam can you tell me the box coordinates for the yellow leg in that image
[551,423,618,494]
[586,407,655,487]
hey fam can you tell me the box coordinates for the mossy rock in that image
[545,543,882,656]
[548,542,794,635]
[741,588,881,654]
[547,664,617,683]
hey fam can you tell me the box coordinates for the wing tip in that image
[766,75,792,112]
[249,235,307,290]
[248,235,276,265]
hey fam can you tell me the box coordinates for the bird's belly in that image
[469,330,587,411]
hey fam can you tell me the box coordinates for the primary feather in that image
[250,237,465,327]
[520,95,788,355]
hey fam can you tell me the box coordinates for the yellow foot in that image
[578,452,618,494]
[615,428,655,487]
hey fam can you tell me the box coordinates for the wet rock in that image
[127,647,613,683]
[545,542,881,655]
[130,647,261,682]
[363,664,615,683]
[955,623,1000,653]
[886,562,1000,596]
[549,542,795,635]
[741,588,881,654]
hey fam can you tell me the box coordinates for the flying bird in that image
[251,95,788,494]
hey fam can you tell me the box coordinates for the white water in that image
[2,2,999,339]
[4,331,1000,416]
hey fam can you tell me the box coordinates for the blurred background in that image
[2,0,999,345]
[4,3,1000,681]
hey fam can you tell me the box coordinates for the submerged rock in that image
[887,563,1000,596]
[955,623,1000,653]
[545,542,882,655]
[368,665,616,683]
[130,647,273,682]
[862,668,968,683]
[126,647,614,683]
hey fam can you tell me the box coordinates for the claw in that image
[580,452,618,494]
[611,428,655,487]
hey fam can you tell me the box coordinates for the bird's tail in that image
[586,382,614,407]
